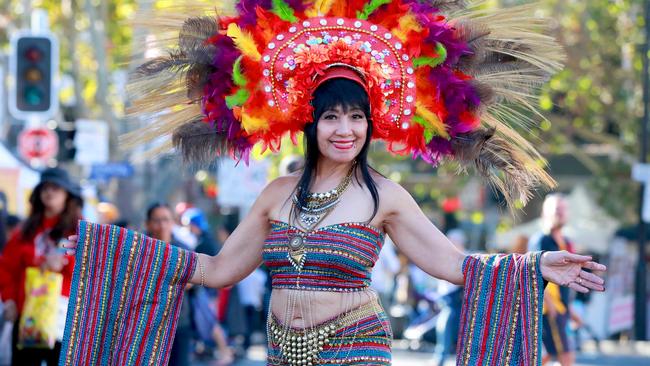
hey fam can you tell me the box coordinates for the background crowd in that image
[0,164,620,366]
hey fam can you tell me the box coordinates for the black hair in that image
[21,185,82,242]
[146,202,172,221]
[292,78,380,223]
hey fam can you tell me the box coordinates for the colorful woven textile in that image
[267,298,392,365]
[59,221,197,366]
[262,220,384,291]
[457,252,544,366]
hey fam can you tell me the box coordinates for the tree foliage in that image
[1,0,647,222]
[538,0,645,222]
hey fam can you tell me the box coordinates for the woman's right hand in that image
[63,235,78,255]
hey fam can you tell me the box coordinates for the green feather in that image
[271,0,298,22]
[413,42,448,68]
[232,56,247,87]
[357,0,392,20]
[413,116,435,143]
[225,89,250,109]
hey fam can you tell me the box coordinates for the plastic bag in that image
[18,267,63,349]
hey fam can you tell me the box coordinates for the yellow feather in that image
[241,111,267,133]
[305,0,335,17]
[226,23,261,61]
[416,102,449,139]
[393,13,422,42]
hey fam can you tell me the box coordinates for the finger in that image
[582,261,607,272]
[564,252,592,263]
[62,241,78,249]
[567,281,589,293]
[579,278,605,292]
[63,236,78,247]
[579,270,604,285]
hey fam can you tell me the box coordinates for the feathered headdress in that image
[124,0,564,207]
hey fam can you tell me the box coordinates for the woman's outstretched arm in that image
[65,177,285,289]
[382,181,466,285]
[191,178,285,288]
[382,181,606,291]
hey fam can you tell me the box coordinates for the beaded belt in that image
[267,299,391,365]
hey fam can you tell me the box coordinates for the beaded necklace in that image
[286,162,356,271]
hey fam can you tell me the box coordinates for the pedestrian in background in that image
[371,237,400,311]
[181,207,234,365]
[431,229,466,366]
[182,208,219,256]
[0,167,82,366]
[0,191,8,251]
[237,268,267,353]
[535,194,579,366]
[215,218,247,357]
[145,203,193,366]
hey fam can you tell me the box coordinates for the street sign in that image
[18,126,58,162]
[89,162,134,181]
[74,119,109,166]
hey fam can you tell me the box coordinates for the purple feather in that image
[236,0,272,27]
[199,34,255,159]
[421,137,453,164]
[284,0,306,12]
[404,1,441,15]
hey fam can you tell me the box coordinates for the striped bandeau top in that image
[262,220,385,292]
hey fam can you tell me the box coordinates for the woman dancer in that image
[61,1,605,365]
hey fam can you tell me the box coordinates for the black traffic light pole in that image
[637,0,650,341]
[8,9,58,123]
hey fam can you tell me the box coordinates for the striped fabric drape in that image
[59,221,197,366]
[457,252,544,366]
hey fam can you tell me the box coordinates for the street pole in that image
[636,0,650,341]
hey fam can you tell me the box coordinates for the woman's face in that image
[40,182,68,215]
[146,207,175,241]
[316,105,368,163]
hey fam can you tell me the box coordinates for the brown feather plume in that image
[428,0,468,12]
[123,6,221,158]
[452,129,556,210]
[171,119,233,165]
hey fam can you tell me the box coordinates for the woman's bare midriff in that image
[270,287,380,329]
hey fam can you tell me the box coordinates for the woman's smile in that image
[331,139,356,150]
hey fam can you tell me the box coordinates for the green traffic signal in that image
[24,86,43,106]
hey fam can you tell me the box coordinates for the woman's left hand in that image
[540,251,606,293]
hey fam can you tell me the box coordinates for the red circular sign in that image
[18,127,59,161]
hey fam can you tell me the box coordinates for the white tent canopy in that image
[493,185,620,254]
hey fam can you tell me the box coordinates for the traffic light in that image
[9,31,59,120]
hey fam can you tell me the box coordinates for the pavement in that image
[194,340,650,365]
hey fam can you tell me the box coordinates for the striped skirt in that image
[266,298,392,365]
